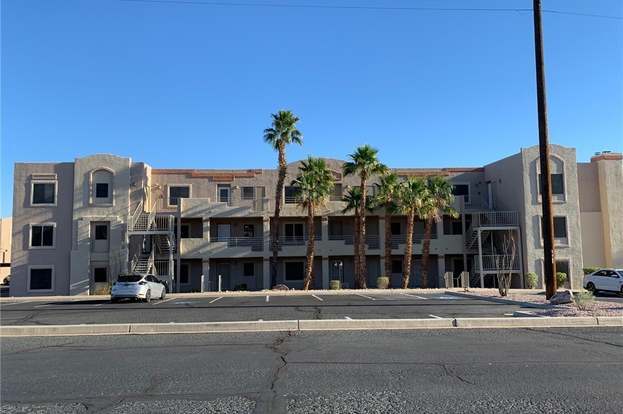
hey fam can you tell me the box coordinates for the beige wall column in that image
[262,217,270,253]
[378,217,386,276]
[203,217,210,242]
[596,156,623,267]
[322,256,329,289]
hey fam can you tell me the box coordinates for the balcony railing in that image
[327,234,380,249]
[475,255,521,272]
[273,234,322,246]
[472,211,519,227]
[211,236,264,251]
[390,233,437,248]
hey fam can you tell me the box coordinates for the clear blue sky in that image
[2,0,622,216]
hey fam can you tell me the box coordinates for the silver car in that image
[111,274,167,303]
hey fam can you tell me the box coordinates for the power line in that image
[120,0,623,20]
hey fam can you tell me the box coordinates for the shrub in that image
[329,280,341,290]
[376,276,389,289]
[556,272,567,287]
[525,272,538,289]
[573,291,595,311]
[583,267,599,275]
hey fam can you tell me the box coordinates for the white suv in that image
[111,274,167,303]
[583,269,623,295]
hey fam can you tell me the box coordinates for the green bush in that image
[329,280,341,290]
[573,291,595,311]
[376,276,390,289]
[556,272,567,287]
[525,272,538,289]
[583,267,599,275]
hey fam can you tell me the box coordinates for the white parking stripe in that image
[428,314,443,319]
[355,293,376,301]
[34,304,52,308]
[401,293,428,300]
[92,303,103,307]
[209,296,223,304]
[151,297,175,306]
[344,316,352,320]
[311,294,324,302]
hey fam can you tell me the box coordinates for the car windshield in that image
[117,275,143,283]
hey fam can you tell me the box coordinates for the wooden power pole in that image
[533,0,557,299]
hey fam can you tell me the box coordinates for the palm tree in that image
[396,177,427,288]
[293,157,335,290]
[343,145,388,289]
[375,172,401,277]
[341,186,371,285]
[264,110,303,287]
[420,176,457,288]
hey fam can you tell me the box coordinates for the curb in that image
[1,316,621,337]
[445,291,551,309]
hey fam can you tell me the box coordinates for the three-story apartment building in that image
[9,145,622,296]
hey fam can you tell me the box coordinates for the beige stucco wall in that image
[595,156,623,267]
[0,217,12,283]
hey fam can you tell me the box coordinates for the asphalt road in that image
[2,327,622,413]
[0,293,531,325]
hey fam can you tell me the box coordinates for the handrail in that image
[130,200,144,231]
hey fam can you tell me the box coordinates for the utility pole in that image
[533,0,557,299]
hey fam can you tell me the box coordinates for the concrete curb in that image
[2,316,621,337]
[445,291,551,309]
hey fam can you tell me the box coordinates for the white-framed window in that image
[31,180,57,206]
[29,223,56,248]
[452,183,470,204]
[179,263,190,285]
[28,266,55,292]
[284,261,304,281]
[168,185,191,207]
[217,184,231,204]
[536,155,566,203]
[241,186,255,200]
[539,215,569,246]
[90,168,114,205]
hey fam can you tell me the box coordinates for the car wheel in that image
[160,288,166,300]
[586,282,596,293]
[145,290,151,303]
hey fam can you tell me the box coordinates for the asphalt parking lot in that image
[0,292,536,326]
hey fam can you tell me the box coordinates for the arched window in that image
[90,168,114,205]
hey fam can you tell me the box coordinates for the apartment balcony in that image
[474,254,521,273]
[179,197,270,218]
[179,236,264,259]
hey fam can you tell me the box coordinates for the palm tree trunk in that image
[358,178,368,288]
[421,217,433,288]
[271,143,287,288]
[384,205,392,277]
[402,210,415,288]
[303,203,315,290]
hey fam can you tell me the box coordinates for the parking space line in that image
[344,316,352,320]
[355,293,376,301]
[209,296,223,304]
[34,304,52,308]
[428,314,443,319]
[151,297,175,306]
[92,304,103,307]
[401,293,428,300]
[311,294,324,302]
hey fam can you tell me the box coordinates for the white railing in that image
[476,255,520,271]
[211,236,264,251]
[472,211,519,227]
[130,200,143,231]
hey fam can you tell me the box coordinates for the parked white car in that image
[583,269,623,294]
[111,274,167,303]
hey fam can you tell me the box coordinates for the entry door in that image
[330,260,344,283]
[217,224,231,240]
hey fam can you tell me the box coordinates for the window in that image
[331,183,342,200]
[391,260,403,274]
[452,184,470,204]
[32,182,56,205]
[242,186,255,200]
[284,186,300,203]
[391,222,401,235]
[93,267,108,283]
[243,224,255,238]
[95,224,108,240]
[217,184,231,203]
[538,173,564,195]
[180,224,190,239]
[169,185,190,206]
[243,262,255,277]
[443,215,462,235]
[541,216,567,240]
[284,223,304,241]
[285,262,304,281]
[179,264,190,285]
[30,225,54,248]
[95,183,109,198]
[29,267,53,291]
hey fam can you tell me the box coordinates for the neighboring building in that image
[0,217,12,284]
[9,146,623,296]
